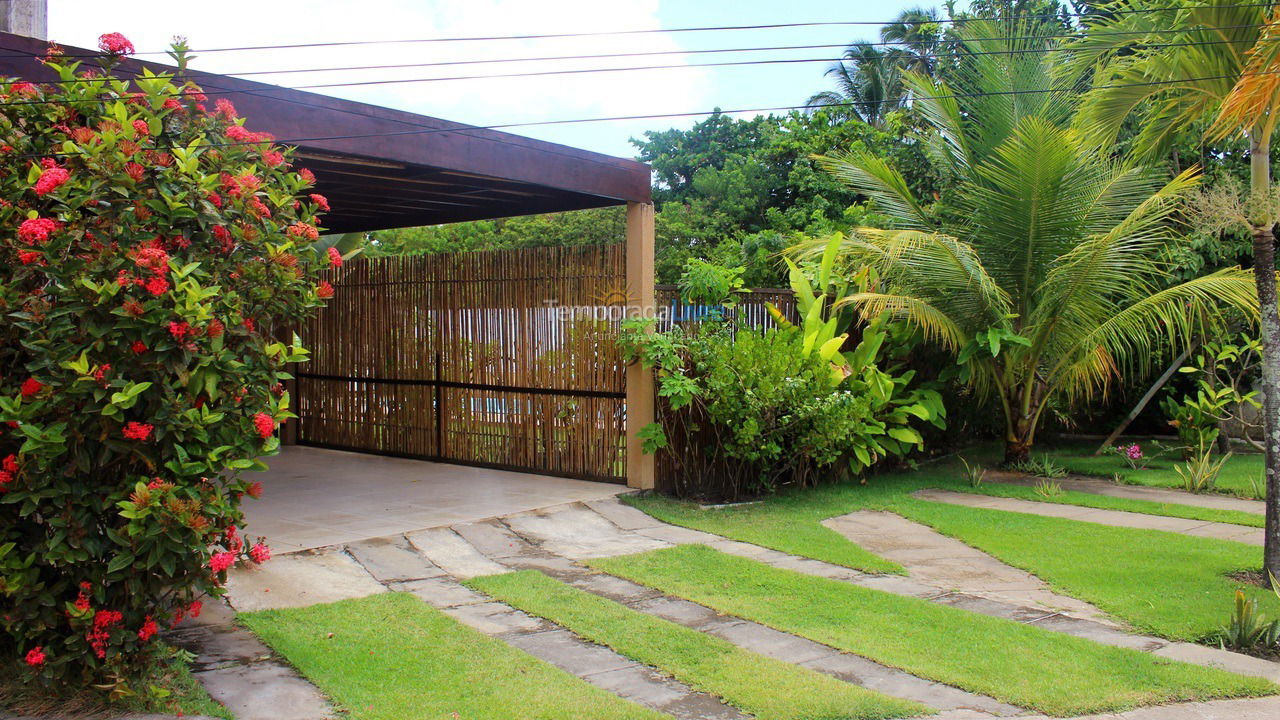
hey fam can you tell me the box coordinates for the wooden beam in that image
[625,201,656,490]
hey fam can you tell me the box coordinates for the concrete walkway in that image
[986,471,1265,515]
[198,496,1280,720]
[245,446,625,552]
[915,488,1265,546]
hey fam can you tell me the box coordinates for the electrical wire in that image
[0,24,1273,101]
[9,2,1276,59]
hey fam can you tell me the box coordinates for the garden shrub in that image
[621,320,943,500]
[0,37,332,692]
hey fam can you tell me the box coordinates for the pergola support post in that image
[625,201,656,490]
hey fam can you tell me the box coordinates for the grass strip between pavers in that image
[590,545,1278,718]
[239,592,669,720]
[626,461,1280,641]
[467,569,930,720]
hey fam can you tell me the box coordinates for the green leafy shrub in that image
[1175,449,1232,494]
[959,457,986,488]
[1214,589,1280,654]
[0,38,330,692]
[1160,336,1262,458]
[1011,453,1068,480]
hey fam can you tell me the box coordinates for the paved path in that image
[915,488,1265,545]
[986,470,1265,515]
[196,495,1280,720]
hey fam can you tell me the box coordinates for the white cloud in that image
[48,0,711,155]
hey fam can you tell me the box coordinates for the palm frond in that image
[814,149,932,228]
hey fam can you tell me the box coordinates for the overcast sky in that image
[48,0,941,160]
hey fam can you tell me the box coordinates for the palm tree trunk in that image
[1248,133,1280,584]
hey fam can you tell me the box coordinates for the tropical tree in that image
[806,43,908,127]
[880,7,944,74]
[808,19,1258,463]
[1069,0,1280,581]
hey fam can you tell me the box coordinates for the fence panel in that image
[296,245,628,482]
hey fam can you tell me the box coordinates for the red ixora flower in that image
[309,193,330,212]
[33,164,69,196]
[137,616,158,642]
[124,162,145,182]
[249,543,271,564]
[168,320,191,340]
[327,246,343,267]
[253,412,275,439]
[122,421,152,441]
[210,551,236,573]
[23,646,44,667]
[215,98,238,119]
[17,249,43,265]
[246,480,264,498]
[132,119,149,136]
[130,340,148,354]
[2,454,16,473]
[144,275,169,297]
[20,377,42,399]
[17,217,58,245]
[97,32,135,57]
[316,280,335,299]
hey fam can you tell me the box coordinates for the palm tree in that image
[1069,0,1280,581]
[806,43,907,127]
[805,19,1258,464]
[880,7,944,74]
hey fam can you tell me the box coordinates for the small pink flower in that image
[249,543,271,564]
[210,551,236,573]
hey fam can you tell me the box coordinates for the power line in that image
[1,26,1272,103]
[12,2,1277,59]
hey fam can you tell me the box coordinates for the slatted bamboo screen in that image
[296,244,629,482]
[654,285,799,331]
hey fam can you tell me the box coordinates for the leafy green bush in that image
[0,38,329,692]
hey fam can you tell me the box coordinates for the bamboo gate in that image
[295,244,796,484]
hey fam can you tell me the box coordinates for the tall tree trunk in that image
[1248,134,1280,585]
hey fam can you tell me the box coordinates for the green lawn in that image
[626,457,1280,641]
[468,570,928,720]
[1034,439,1264,498]
[593,545,1276,717]
[241,593,667,720]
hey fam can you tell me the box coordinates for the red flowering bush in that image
[0,36,332,691]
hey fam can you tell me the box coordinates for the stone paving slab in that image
[503,504,672,559]
[390,577,488,608]
[996,695,1280,720]
[988,471,1265,515]
[346,535,445,582]
[405,526,508,578]
[166,622,275,670]
[1153,642,1280,682]
[915,489,1264,546]
[825,510,1110,622]
[442,601,551,635]
[452,519,530,557]
[195,661,335,720]
[225,548,386,612]
[585,496,667,530]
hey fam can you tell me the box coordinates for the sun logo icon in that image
[591,281,635,306]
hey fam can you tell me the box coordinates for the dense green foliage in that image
[809,19,1258,461]
[0,43,329,689]
[621,246,943,500]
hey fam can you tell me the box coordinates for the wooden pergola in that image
[0,31,657,489]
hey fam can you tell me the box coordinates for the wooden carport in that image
[0,31,657,489]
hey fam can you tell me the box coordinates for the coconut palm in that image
[880,7,944,74]
[806,43,907,126]
[805,19,1258,463]
[1069,0,1280,580]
